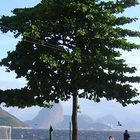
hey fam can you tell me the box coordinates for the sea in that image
[9,129,140,140]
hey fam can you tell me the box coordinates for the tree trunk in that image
[72,93,78,140]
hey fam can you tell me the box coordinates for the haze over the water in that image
[1,0,140,121]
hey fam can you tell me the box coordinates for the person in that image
[123,130,130,140]
[109,135,115,140]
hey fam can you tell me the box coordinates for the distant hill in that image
[25,103,112,130]
[56,115,70,129]
[87,122,112,130]
[25,103,140,131]
[96,114,118,127]
[0,108,28,128]
[95,114,140,131]
[25,103,63,129]
[56,115,111,130]
[122,119,140,131]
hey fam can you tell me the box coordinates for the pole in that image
[49,125,53,140]
[69,121,72,140]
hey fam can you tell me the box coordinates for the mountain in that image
[0,108,28,128]
[25,103,63,129]
[25,102,140,131]
[25,104,111,130]
[78,115,94,129]
[56,115,111,130]
[94,114,140,131]
[87,122,112,130]
[95,114,118,128]
[56,115,71,129]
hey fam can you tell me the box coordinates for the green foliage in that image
[0,0,140,107]
[23,25,40,39]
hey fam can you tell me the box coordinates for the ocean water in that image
[11,129,140,140]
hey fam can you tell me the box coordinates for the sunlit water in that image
[11,129,140,140]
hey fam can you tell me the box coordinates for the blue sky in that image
[0,0,42,120]
[1,1,140,121]
[0,0,41,15]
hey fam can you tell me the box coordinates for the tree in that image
[0,0,140,140]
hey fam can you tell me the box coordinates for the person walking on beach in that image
[123,130,130,140]
[109,135,115,140]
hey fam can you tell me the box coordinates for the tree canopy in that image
[0,0,140,140]
[0,0,140,106]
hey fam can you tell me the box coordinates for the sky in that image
[1,0,140,122]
